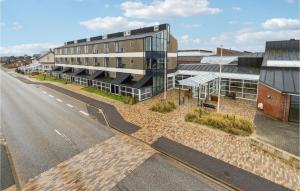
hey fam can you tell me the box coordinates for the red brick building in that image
[216,47,242,56]
[258,39,299,123]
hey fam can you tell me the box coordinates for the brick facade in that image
[257,83,290,121]
[216,47,241,56]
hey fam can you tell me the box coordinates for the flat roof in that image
[58,24,169,48]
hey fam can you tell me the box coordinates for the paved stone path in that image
[12,74,300,190]
[254,111,300,156]
[22,135,155,191]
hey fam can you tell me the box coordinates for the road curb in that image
[1,142,21,191]
[250,137,300,169]
[10,73,294,190]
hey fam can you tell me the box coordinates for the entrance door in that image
[111,85,119,94]
[289,95,299,123]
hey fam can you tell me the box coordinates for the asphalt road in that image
[0,70,231,191]
[113,154,229,191]
[0,70,114,185]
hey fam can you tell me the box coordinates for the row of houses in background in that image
[1,24,298,123]
[1,50,55,73]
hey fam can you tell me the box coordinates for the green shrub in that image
[185,108,254,136]
[33,74,67,84]
[150,100,177,113]
[81,86,138,105]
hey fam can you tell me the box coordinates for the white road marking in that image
[66,104,74,108]
[54,129,72,144]
[61,133,73,144]
[79,110,89,116]
[48,94,54,98]
[42,91,47,94]
[54,129,62,136]
[56,98,63,102]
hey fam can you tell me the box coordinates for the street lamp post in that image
[217,45,223,112]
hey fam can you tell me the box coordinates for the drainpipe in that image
[282,92,288,121]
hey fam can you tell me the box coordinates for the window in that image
[93,57,99,66]
[115,42,124,52]
[93,45,98,54]
[104,57,109,67]
[84,57,88,65]
[116,57,123,68]
[64,48,67,54]
[131,59,134,64]
[77,46,80,54]
[104,43,109,53]
[84,46,88,54]
[77,57,81,65]
[145,37,152,51]
[115,42,119,52]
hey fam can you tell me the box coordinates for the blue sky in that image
[0,0,299,56]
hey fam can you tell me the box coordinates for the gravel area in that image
[26,78,300,190]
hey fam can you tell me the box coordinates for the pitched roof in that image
[260,67,300,94]
[262,39,300,67]
[259,39,300,94]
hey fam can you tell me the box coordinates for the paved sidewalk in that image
[12,74,300,190]
[152,137,291,191]
[254,112,300,156]
[22,135,155,191]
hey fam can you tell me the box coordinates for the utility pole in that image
[217,45,223,112]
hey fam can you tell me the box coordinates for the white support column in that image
[138,89,142,101]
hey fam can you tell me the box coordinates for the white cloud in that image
[262,18,300,30]
[179,35,201,45]
[232,7,241,11]
[121,0,222,19]
[0,43,60,56]
[235,29,300,43]
[11,22,22,30]
[179,26,300,52]
[80,16,158,31]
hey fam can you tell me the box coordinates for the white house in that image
[19,50,55,73]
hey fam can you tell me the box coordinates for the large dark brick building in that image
[257,39,299,123]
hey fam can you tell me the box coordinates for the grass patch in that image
[81,86,138,105]
[150,100,177,113]
[185,108,254,136]
[33,73,68,84]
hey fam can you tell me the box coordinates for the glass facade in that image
[174,74,258,101]
[144,27,169,95]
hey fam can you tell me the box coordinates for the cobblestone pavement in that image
[61,84,299,190]
[26,78,300,190]
[22,135,155,191]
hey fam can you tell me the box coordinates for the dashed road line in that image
[66,104,74,108]
[56,98,63,103]
[54,129,62,136]
[42,91,47,94]
[54,129,73,145]
[79,110,89,116]
[48,94,54,98]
